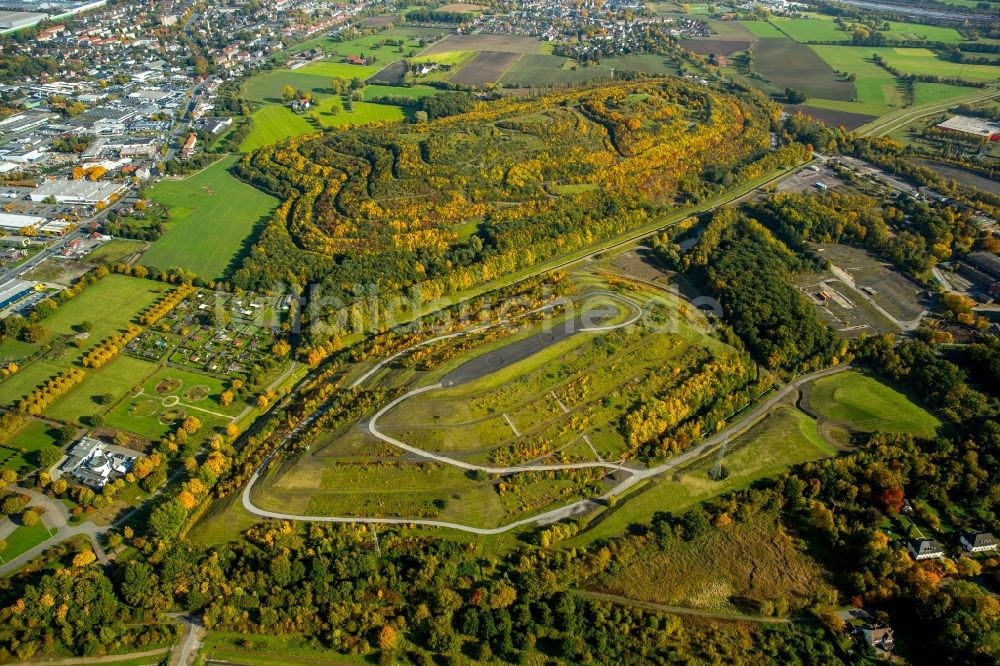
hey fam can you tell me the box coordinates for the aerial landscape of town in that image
[0,0,998,663]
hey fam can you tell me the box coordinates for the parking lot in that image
[796,243,933,336]
[776,162,846,194]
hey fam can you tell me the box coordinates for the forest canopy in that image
[232,81,797,329]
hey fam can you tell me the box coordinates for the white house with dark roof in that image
[959,531,997,554]
[861,626,894,652]
[907,538,945,561]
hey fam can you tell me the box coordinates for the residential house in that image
[959,531,997,554]
[861,626,895,652]
[907,538,945,561]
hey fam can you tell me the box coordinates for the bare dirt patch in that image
[438,3,486,11]
[605,247,671,284]
[422,34,541,55]
[785,104,876,131]
[754,38,855,101]
[449,51,520,86]
[154,378,181,394]
[183,385,211,402]
[911,159,1000,196]
[369,61,407,84]
[359,15,395,28]
[679,38,752,55]
[159,408,187,425]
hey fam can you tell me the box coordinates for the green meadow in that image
[140,156,278,280]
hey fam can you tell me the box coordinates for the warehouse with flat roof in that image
[29,179,126,205]
[0,9,44,29]
[936,115,1000,142]
[0,212,44,233]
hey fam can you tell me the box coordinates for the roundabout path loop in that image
[242,293,849,533]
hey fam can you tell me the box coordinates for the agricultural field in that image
[880,20,967,43]
[770,16,846,42]
[499,53,679,87]
[739,20,787,39]
[421,34,543,56]
[754,39,856,101]
[499,54,610,86]
[785,103,876,130]
[360,84,438,101]
[448,51,520,86]
[140,156,278,281]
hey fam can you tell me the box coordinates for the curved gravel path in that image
[242,292,848,533]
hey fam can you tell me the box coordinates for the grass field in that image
[812,45,1000,97]
[570,402,836,546]
[0,420,61,472]
[878,46,1000,80]
[197,632,371,666]
[288,25,446,60]
[2,522,53,560]
[808,371,940,437]
[251,456,604,529]
[106,365,236,441]
[739,20,786,39]
[808,45,905,107]
[881,21,967,43]
[293,60,382,81]
[242,71,334,103]
[360,84,438,101]
[84,239,147,265]
[45,355,159,424]
[500,54,611,86]
[771,15,846,42]
[241,105,315,151]
[913,82,975,105]
[595,513,828,614]
[0,275,172,412]
[140,156,278,280]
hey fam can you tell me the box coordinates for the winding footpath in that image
[242,292,849,534]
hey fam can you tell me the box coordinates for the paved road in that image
[242,287,850,533]
[0,486,109,575]
[167,613,204,666]
[861,86,1000,138]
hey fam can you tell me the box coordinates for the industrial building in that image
[935,115,1000,142]
[0,212,45,234]
[0,279,40,312]
[29,178,126,205]
[0,9,44,30]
